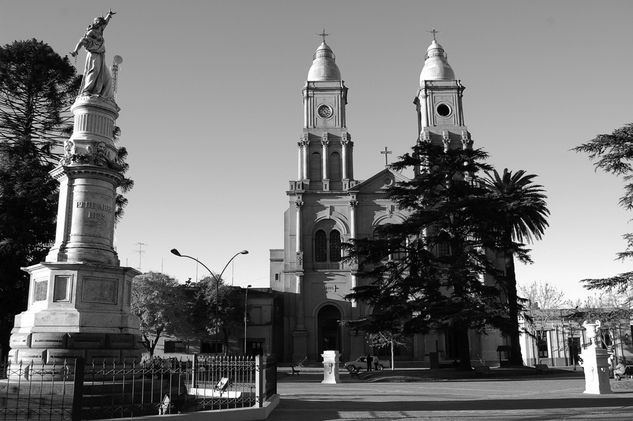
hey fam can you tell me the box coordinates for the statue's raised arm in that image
[70,10,116,99]
[102,9,116,29]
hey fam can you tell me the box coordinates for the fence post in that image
[191,354,197,389]
[71,357,85,421]
[255,355,262,407]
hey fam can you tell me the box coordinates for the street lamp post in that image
[170,248,249,308]
[244,285,252,354]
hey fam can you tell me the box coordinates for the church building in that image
[270,35,503,365]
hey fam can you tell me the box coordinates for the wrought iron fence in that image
[0,354,276,420]
[0,359,75,420]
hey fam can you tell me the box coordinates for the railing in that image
[0,354,276,420]
[0,360,75,420]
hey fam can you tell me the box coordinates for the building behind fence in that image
[0,354,276,420]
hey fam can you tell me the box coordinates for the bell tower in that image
[414,33,472,152]
[297,35,355,192]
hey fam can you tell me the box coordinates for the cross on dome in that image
[317,29,329,43]
[428,28,439,41]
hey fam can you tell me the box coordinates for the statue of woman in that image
[70,10,116,99]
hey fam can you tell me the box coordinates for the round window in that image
[436,103,451,117]
[318,105,333,119]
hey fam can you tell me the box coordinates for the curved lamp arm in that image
[170,249,249,307]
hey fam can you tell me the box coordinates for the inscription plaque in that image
[82,277,118,304]
[33,280,48,301]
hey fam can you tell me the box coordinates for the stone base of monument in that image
[321,350,340,384]
[8,261,143,375]
[581,345,612,394]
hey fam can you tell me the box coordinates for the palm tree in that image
[482,169,550,366]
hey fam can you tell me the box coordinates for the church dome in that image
[307,42,341,81]
[419,39,455,86]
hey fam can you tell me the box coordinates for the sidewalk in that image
[268,369,633,420]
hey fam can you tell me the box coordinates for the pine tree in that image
[346,141,509,370]
[574,124,633,292]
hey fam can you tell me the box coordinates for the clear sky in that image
[1,0,632,301]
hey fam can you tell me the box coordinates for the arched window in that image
[310,152,322,180]
[329,151,342,181]
[315,230,327,262]
[329,229,341,262]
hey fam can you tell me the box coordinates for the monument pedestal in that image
[9,94,143,367]
[9,262,141,364]
[580,321,612,395]
[581,345,612,394]
[321,350,340,384]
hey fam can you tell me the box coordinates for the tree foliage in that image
[574,124,633,291]
[189,276,246,350]
[130,272,248,356]
[345,141,509,369]
[0,39,80,162]
[131,272,193,357]
[519,281,566,310]
[345,141,549,368]
[481,169,550,365]
[0,40,81,357]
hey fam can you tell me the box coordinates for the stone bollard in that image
[581,320,612,394]
[321,350,340,384]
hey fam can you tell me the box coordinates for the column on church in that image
[294,199,305,330]
[297,141,303,180]
[299,137,308,180]
[348,141,354,180]
[341,138,348,180]
[349,198,358,308]
[321,137,329,181]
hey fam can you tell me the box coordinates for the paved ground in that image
[268,370,633,420]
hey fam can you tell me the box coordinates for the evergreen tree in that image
[346,141,508,370]
[574,124,633,292]
[0,40,79,357]
[0,140,58,355]
[0,39,80,162]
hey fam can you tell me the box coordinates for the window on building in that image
[246,340,264,355]
[164,340,187,353]
[200,341,223,354]
[315,230,327,262]
[329,151,342,181]
[437,241,451,257]
[314,226,344,264]
[310,152,322,180]
[537,330,548,358]
[329,229,341,262]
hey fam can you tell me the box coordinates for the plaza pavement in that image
[267,368,633,420]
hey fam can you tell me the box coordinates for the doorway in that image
[317,304,341,355]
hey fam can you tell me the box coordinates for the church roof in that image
[307,41,341,81]
[348,168,409,194]
[419,38,455,86]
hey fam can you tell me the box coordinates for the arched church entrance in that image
[317,304,341,355]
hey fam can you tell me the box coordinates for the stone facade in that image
[270,38,506,365]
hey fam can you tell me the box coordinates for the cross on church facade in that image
[317,29,329,42]
[381,147,392,166]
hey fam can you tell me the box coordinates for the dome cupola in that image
[307,41,341,81]
[419,38,455,86]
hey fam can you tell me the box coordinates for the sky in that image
[1,0,632,301]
